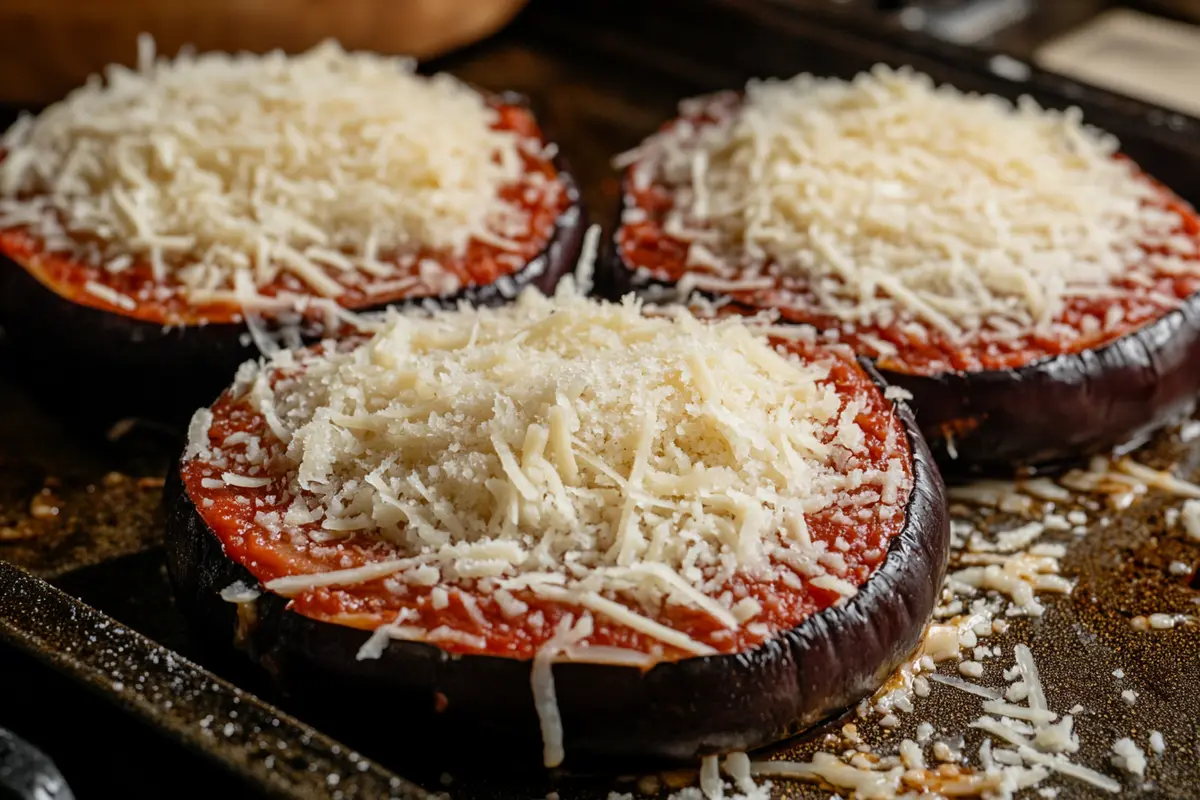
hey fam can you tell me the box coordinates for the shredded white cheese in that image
[532,614,593,768]
[700,755,723,800]
[220,472,271,489]
[264,557,429,596]
[184,408,214,460]
[1182,499,1200,540]
[623,65,1196,344]
[218,580,260,604]
[354,608,418,661]
[210,288,909,651]
[0,37,539,301]
[752,753,903,799]
[948,552,1073,617]
[1110,737,1146,778]
[928,673,1002,701]
[748,460,1167,800]
[83,281,137,311]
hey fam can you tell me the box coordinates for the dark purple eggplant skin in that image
[162,372,949,770]
[0,155,585,417]
[880,296,1200,472]
[603,205,1200,474]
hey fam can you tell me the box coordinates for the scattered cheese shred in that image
[751,753,902,799]
[928,673,1002,701]
[264,557,429,596]
[532,614,593,768]
[354,608,418,661]
[220,472,271,489]
[1110,738,1147,778]
[700,755,723,800]
[707,439,1189,800]
[1181,498,1200,540]
[83,281,136,311]
[218,580,260,604]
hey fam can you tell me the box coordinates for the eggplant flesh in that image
[162,378,949,770]
[603,218,1200,474]
[0,162,585,419]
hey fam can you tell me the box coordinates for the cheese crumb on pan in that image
[723,434,1200,799]
[623,65,1196,342]
[0,37,529,300]
[1110,738,1146,778]
[1181,498,1200,539]
[196,288,911,655]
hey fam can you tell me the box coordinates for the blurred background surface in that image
[0,0,530,104]
[1,1,1199,110]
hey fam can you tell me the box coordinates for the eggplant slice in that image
[890,295,1200,472]
[603,204,1200,475]
[163,365,949,769]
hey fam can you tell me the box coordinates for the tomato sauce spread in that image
[181,339,913,662]
[617,121,1200,376]
[0,105,569,326]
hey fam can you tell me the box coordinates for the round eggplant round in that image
[162,373,949,770]
[603,195,1200,474]
[0,153,585,420]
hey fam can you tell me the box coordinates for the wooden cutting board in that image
[0,0,529,106]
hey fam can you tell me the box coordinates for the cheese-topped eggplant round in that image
[608,66,1200,472]
[0,40,583,393]
[164,288,948,767]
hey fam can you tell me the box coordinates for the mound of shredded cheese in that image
[200,288,911,656]
[622,65,1198,342]
[0,37,531,301]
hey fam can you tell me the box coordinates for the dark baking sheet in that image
[1,1,1199,797]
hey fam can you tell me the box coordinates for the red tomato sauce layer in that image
[0,104,569,326]
[617,121,1200,376]
[181,340,914,662]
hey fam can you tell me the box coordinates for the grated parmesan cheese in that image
[1181,499,1200,540]
[622,65,1196,345]
[0,38,538,302]
[947,552,1073,617]
[83,281,136,311]
[751,753,902,799]
[699,755,723,800]
[184,408,214,460]
[218,580,260,604]
[532,614,593,768]
[1110,738,1146,778]
[221,472,271,489]
[928,673,1002,701]
[354,608,418,661]
[211,288,910,653]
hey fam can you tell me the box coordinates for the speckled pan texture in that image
[1,1,1199,798]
